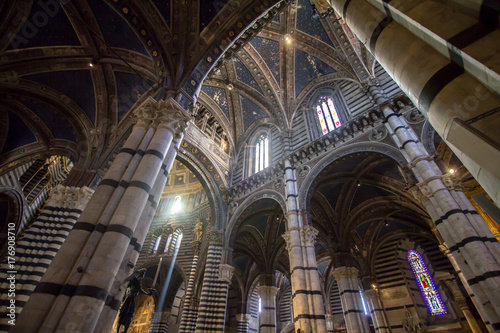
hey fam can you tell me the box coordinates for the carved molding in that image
[47,185,94,211]
[218,264,234,283]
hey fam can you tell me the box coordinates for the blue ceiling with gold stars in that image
[201,85,230,120]
[151,0,171,27]
[295,49,335,97]
[249,37,280,84]
[200,0,231,31]
[296,0,334,47]
[233,58,263,95]
[240,96,268,131]
[7,1,80,50]
[25,71,96,124]
[89,0,149,55]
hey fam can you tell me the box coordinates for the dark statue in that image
[116,268,155,333]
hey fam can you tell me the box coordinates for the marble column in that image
[363,290,389,333]
[438,273,482,333]
[0,185,93,331]
[195,229,233,332]
[333,267,370,333]
[13,97,190,333]
[257,286,278,333]
[282,159,327,333]
[236,313,251,333]
[179,220,203,333]
[329,0,500,206]
[381,106,500,332]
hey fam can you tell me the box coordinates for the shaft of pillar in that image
[364,289,389,333]
[333,267,370,333]
[257,286,278,333]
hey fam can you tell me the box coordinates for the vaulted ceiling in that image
[0,0,376,175]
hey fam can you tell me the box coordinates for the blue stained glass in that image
[407,250,447,316]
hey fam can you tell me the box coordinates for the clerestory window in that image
[255,134,269,173]
[316,96,342,135]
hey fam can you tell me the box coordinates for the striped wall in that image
[247,287,260,333]
[277,282,293,330]
[0,185,92,332]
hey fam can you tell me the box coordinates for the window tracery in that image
[407,250,447,316]
[316,96,341,135]
[255,134,269,173]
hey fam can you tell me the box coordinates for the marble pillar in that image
[236,313,251,333]
[382,106,500,332]
[282,159,327,333]
[257,286,278,333]
[363,289,389,333]
[333,267,370,333]
[13,97,190,333]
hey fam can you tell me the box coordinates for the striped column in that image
[257,286,278,333]
[178,226,202,333]
[95,139,184,332]
[0,185,93,332]
[329,0,500,206]
[236,313,251,333]
[195,230,233,332]
[149,311,170,333]
[282,159,327,333]
[13,98,190,333]
[333,267,370,333]
[363,290,389,333]
[382,106,500,331]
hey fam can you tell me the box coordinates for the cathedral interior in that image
[0,0,500,332]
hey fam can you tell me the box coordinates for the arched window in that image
[407,250,447,316]
[255,134,269,173]
[163,234,172,253]
[316,96,342,135]
[153,235,162,254]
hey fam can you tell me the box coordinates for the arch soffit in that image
[298,142,408,211]
[175,147,225,231]
[225,189,286,248]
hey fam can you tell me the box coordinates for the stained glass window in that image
[164,234,172,253]
[407,250,447,316]
[316,96,341,135]
[255,135,269,173]
[153,235,162,254]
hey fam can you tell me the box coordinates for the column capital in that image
[257,285,278,298]
[363,289,379,301]
[207,227,224,245]
[333,266,359,280]
[300,224,319,246]
[47,185,94,210]
[218,264,234,283]
[154,98,191,138]
[235,313,251,322]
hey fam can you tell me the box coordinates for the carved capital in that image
[333,266,359,281]
[257,285,278,298]
[282,230,292,254]
[207,228,224,245]
[300,224,319,247]
[363,289,379,302]
[218,264,234,283]
[47,185,94,210]
[154,98,191,138]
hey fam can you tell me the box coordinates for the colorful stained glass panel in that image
[407,250,447,316]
